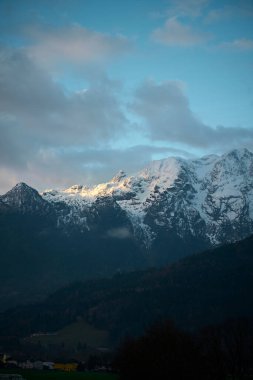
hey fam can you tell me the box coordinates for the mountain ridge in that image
[1,148,253,310]
[41,148,253,249]
[0,182,52,215]
[2,147,253,253]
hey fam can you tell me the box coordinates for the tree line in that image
[113,318,253,380]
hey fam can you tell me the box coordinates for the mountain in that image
[0,182,52,214]
[1,148,253,310]
[0,186,144,312]
[1,234,253,349]
[41,148,253,261]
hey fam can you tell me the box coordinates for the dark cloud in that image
[131,79,253,149]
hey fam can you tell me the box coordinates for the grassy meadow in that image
[26,320,109,350]
[0,369,118,380]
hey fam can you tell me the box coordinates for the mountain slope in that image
[0,187,144,311]
[0,182,52,214]
[0,234,252,347]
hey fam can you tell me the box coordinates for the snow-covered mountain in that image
[1,148,253,310]
[1,148,253,262]
[40,148,253,250]
[0,182,52,214]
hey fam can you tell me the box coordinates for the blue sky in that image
[0,0,253,191]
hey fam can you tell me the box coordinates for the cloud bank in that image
[1,44,253,194]
[0,46,126,160]
[131,79,253,149]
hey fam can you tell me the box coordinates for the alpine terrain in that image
[1,148,253,309]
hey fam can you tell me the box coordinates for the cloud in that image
[220,38,253,51]
[106,227,132,239]
[0,46,128,187]
[0,46,192,194]
[1,44,252,194]
[0,38,252,194]
[33,144,189,187]
[166,0,210,18]
[131,79,253,149]
[204,4,253,23]
[152,17,210,46]
[25,24,132,70]
[0,141,193,194]
[0,46,127,146]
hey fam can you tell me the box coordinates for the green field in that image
[0,369,118,380]
[26,320,109,350]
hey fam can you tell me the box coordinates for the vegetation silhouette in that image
[114,320,205,380]
[113,318,253,380]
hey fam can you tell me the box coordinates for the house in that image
[42,362,54,370]
[53,363,78,372]
[33,361,43,370]
[19,361,33,369]
[0,354,11,364]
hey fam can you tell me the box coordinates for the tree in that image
[114,320,205,380]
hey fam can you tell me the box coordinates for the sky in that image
[0,0,253,193]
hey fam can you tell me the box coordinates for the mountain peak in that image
[223,147,252,160]
[111,170,127,183]
[7,182,42,197]
[12,182,34,192]
[0,182,50,214]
